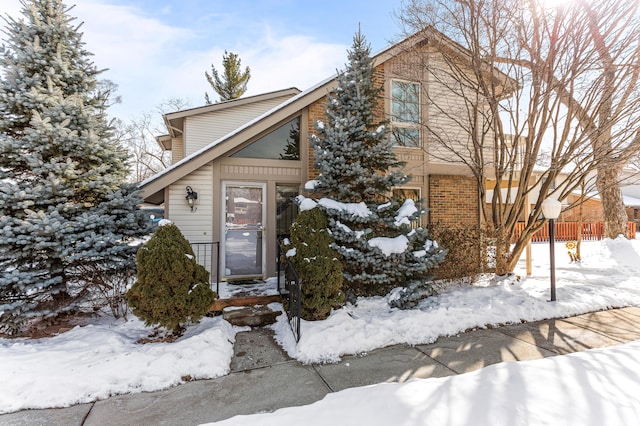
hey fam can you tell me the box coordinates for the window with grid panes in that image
[390,80,420,148]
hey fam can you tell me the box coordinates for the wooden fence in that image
[514,222,637,243]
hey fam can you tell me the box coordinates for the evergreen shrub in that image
[390,226,484,310]
[428,224,484,281]
[285,207,344,320]
[126,224,216,336]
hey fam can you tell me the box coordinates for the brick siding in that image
[307,99,325,180]
[428,175,479,226]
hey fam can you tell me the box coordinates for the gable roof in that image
[139,29,517,204]
[162,87,301,140]
[140,77,337,203]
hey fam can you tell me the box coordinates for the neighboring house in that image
[533,168,640,225]
[485,159,640,224]
[139,30,507,281]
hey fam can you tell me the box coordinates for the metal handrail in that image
[190,242,221,295]
[277,239,302,342]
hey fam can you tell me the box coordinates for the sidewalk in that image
[2,306,640,426]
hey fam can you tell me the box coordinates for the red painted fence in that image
[514,222,637,243]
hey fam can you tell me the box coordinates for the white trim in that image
[139,78,337,196]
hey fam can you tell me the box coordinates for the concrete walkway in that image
[3,306,640,426]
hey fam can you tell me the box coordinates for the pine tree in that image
[0,0,150,334]
[310,30,445,299]
[312,30,406,203]
[204,50,251,104]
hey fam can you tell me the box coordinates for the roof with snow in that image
[138,28,518,204]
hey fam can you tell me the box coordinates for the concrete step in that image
[222,305,282,327]
[210,294,281,312]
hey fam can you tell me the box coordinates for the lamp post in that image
[541,197,562,301]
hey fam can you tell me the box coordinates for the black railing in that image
[277,239,302,343]
[190,242,221,295]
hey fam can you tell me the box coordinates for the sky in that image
[0,0,406,122]
[2,237,640,422]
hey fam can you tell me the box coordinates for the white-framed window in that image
[390,80,421,148]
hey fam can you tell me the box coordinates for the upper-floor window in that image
[231,117,300,160]
[541,175,557,190]
[390,80,420,148]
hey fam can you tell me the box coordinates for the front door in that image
[222,182,266,279]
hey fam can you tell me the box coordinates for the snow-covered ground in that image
[209,339,640,426]
[1,238,640,421]
[274,236,640,364]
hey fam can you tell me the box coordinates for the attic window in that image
[390,80,420,148]
[232,117,300,160]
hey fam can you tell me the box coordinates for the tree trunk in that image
[596,165,628,239]
[494,228,511,276]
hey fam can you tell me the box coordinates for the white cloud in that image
[106,21,349,118]
[72,1,196,119]
[172,30,347,106]
[0,0,21,16]
[244,32,346,93]
[0,1,348,121]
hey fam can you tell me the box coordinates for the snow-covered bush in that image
[284,207,344,320]
[390,226,492,309]
[126,224,216,336]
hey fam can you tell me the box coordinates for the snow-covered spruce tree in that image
[283,206,344,320]
[310,30,446,300]
[73,184,152,319]
[0,0,149,334]
[126,224,216,337]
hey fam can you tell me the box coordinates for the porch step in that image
[209,294,281,312]
[222,305,282,327]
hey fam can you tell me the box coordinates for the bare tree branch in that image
[114,97,191,183]
[397,0,640,273]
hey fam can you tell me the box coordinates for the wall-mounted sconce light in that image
[185,186,198,212]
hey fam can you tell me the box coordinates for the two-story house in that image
[138,30,490,282]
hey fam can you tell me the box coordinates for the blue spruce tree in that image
[310,30,445,300]
[0,0,150,334]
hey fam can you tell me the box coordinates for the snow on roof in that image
[571,190,640,207]
[139,76,337,191]
[624,194,640,207]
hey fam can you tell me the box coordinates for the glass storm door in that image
[222,183,266,279]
